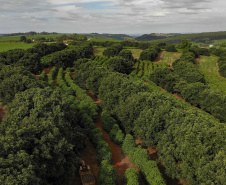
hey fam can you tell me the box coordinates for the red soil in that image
[195,57,200,66]
[154,51,164,63]
[70,138,99,185]
[173,93,186,103]
[147,146,159,161]
[54,79,58,86]
[43,67,52,74]
[71,72,75,78]
[86,90,102,104]
[216,62,219,68]
[96,113,139,185]
[160,87,167,92]
[216,63,225,78]
[86,91,146,185]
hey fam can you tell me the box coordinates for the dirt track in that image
[87,90,146,185]
[154,51,164,63]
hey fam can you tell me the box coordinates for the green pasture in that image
[200,69,226,94]
[0,42,35,52]
[0,34,65,42]
[89,38,122,42]
[197,55,219,73]
[127,49,143,59]
[93,46,106,56]
[159,51,182,65]
[192,39,226,47]
[197,55,226,94]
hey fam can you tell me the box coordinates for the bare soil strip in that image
[154,51,164,63]
[195,57,200,66]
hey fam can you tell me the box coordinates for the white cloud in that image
[0,0,226,34]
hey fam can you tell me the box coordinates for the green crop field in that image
[89,38,122,42]
[0,42,35,52]
[197,55,219,73]
[0,34,65,42]
[127,49,143,59]
[0,34,68,52]
[159,51,182,65]
[93,46,106,56]
[199,69,226,94]
[197,55,226,94]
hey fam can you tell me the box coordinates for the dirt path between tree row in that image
[135,138,188,185]
[70,138,99,185]
[86,90,146,185]
[154,51,164,63]
[195,57,200,66]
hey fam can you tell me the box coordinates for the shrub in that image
[39,71,47,81]
[122,134,136,155]
[128,146,149,169]
[96,141,112,164]
[115,130,125,145]
[142,161,166,185]
[98,160,116,185]
[101,111,117,133]
[124,168,139,185]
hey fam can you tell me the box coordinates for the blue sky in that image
[0,0,226,34]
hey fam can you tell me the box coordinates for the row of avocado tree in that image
[101,110,165,185]
[72,57,225,185]
[0,65,93,184]
[150,51,226,122]
[49,67,117,185]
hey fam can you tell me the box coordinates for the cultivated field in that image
[157,51,182,65]
[197,55,219,72]
[127,48,143,59]
[0,34,64,42]
[93,46,106,56]
[0,42,35,52]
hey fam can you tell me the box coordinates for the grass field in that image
[197,55,219,73]
[0,34,68,52]
[93,47,143,59]
[159,51,182,65]
[93,46,106,56]
[127,49,143,59]
[199,69,226,94]
[89,38,123,42]
[0,42,35,52]
[196,55,226,94]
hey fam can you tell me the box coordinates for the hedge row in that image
[122,134,166,185]
[39,70,47,81]
[124,168,139,185]
[90,127,116,185]
[48,67,58,88]
[64,71,98,120]
[57,68,74,95]
[41,43,93,68]
[151,51,226,122]
[101,111,125,145]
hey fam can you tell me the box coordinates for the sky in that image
[1,0,226,34]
